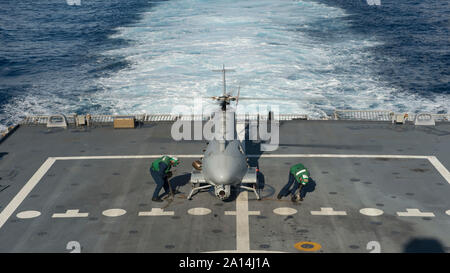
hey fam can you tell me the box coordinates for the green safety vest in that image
[290,163,310,185]
[151,156,173,173]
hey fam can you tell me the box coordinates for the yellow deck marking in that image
[295,241,322,252]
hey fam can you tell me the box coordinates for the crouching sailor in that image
[150,155,179,202]
[277,163,310,202]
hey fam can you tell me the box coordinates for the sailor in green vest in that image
[277,163,310,202]
[150,155,180,202]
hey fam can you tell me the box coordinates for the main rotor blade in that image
[201,96,300,101]
[236,97,296,101]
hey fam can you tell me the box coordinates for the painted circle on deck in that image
[294,241,322,252]
[359,208,384,216]
[188,207,212,216]
[16,210,41,219]
[102,209,127,217]
[446,210,450,216]
[273,207,297,216]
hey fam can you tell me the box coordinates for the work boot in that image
[300,197,304,201]
[291,195,297,202]
[152,197,163,202]
[277,193,282,200]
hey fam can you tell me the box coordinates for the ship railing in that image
[17,111,449,126]
[333,110,450,122]
[235,114,308,121]
[426,114,450,122]
[145,114,178,122]
[333,110,394,121]
[20,116,52,125]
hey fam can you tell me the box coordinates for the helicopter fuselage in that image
[202,139,247,186]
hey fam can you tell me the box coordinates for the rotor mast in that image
[212,65,236,152]
[212,64,235,96]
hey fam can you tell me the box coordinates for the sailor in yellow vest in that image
[149,155,179,202]
[277,163,310,202]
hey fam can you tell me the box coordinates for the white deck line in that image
[53,154,431,160]
[311,207,347,216]
[235,191,260,252]
[138,208,174,216]
[427,156,450,185]
[53,153,449,184]
[1,153,448,233]
[254,154,430,159]
[0,157,55,229]
[54,155,202,160]
[52,209,89,218]
[397,209,435,217]
[225,191,260,252]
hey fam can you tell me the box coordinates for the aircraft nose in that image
[204,155,238,185]
[202,146,248,186]
[213,169,233,184]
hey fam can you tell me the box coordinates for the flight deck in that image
[0,118,449,253]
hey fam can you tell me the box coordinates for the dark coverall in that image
[150,161,170,199]
[279,173,302,197]
[279,163,310,198]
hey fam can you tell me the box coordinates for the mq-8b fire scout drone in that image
[187,65,264,201]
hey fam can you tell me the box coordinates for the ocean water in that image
[0,0,448,130]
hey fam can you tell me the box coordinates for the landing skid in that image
[187,183,213,200]
[188,167,260,200]
[239,185,260,200]
[187,183,260,200]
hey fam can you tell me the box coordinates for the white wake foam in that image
[94,0,449,117]
[1,0,448,131]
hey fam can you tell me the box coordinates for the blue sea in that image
[0,0,449,130]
